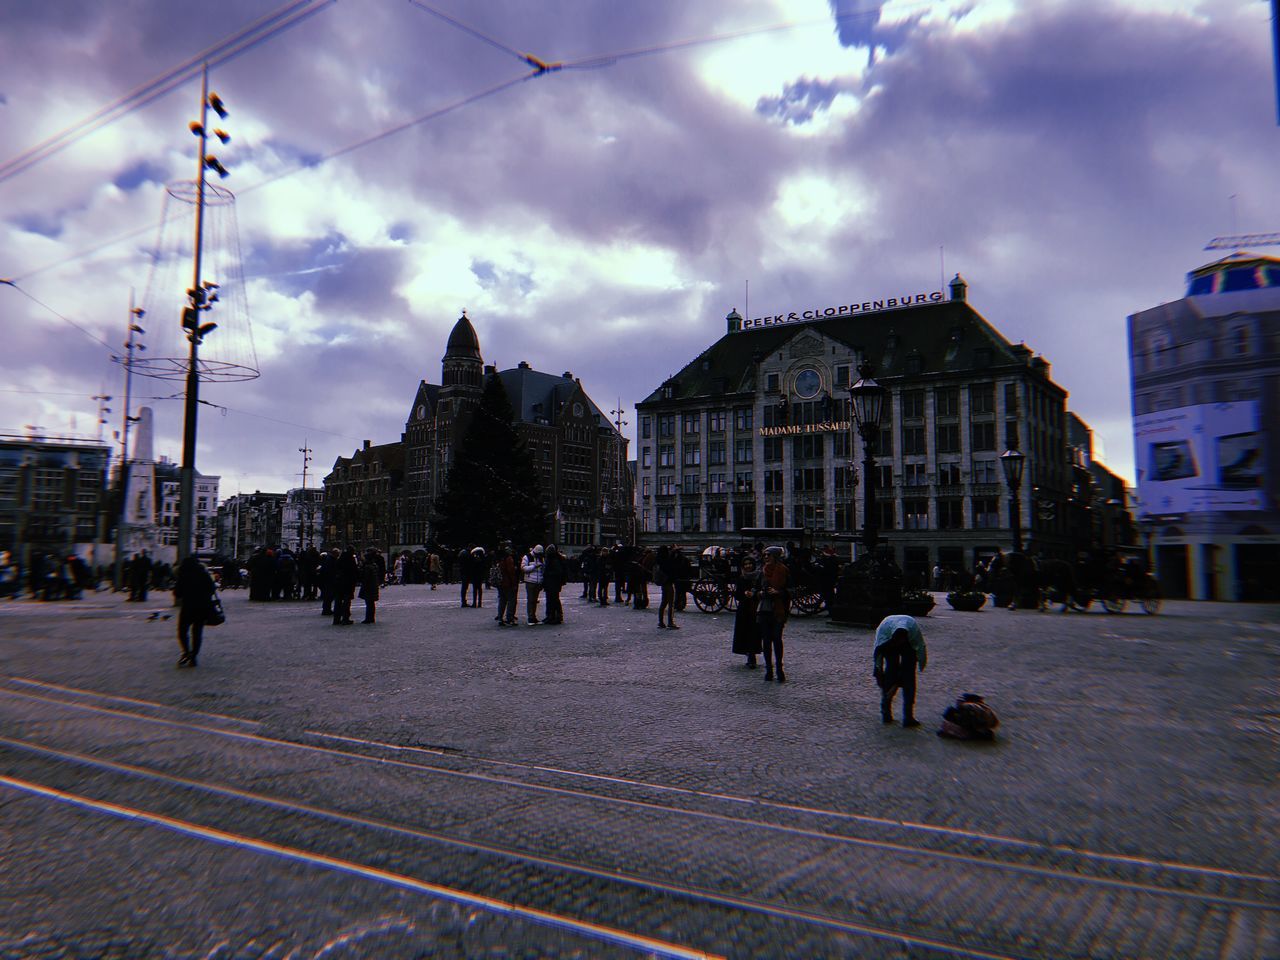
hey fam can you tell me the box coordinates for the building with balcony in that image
[1128,251,1280,601]
[154,457,219,556]
[635,276,1094,582]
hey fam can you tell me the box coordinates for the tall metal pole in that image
[177,65,211,563]
[1008,482,1023,553]
[113,291,143,589]
[860,426,879,554]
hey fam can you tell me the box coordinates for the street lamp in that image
[1000,442,1026,553]
[849,360,886,555]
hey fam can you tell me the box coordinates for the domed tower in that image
[442,310,483,389]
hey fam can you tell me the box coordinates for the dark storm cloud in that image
[828,0,920,57]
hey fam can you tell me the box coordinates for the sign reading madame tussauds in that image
[760,421,851,437]
[741,290,945,330]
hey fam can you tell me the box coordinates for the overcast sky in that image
[2,0,1277,495]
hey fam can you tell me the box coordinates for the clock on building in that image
[416,404,427,420]
[573,402,584,417]
[793,368,822,399]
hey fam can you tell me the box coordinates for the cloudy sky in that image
[2,0,1276,495]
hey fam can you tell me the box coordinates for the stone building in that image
[1128,251,1280,601]
[635,277,1096,582]
[154,457,219,556]
[0,434,110,568]
[332,313,630,553]
[215,490,286,559]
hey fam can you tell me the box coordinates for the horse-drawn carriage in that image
[688,528,831,617]
[988,547,1161,614]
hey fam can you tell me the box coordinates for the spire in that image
[442,311,483,389]
[444,310,482,360]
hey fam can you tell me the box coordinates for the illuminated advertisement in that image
[1134,401,1265,515]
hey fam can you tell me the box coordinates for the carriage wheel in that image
[791,589,825,617]
[692,581,726,613]
[1101,595,1128,614]
[1141,584,1162,615]
[723,587,739,611]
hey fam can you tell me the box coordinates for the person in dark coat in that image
[173,555,217,667]
[654,546,679,629]
[318,548,337,616]
[332,547,358,625]
[732,555,762,668]
[457,545,473,607]
[581,546,598,601]
[358,549,380,624]
[543,544,566,625]
[596,546,612,607]
[756,547,790,682]
[468,547,487,607]
[129,551,152,601]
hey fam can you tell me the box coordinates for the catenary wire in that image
[0,0,335,185]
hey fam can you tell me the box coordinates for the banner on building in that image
[1134,401,1265,515]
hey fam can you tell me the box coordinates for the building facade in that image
[281,486,324,551]
[328,313,630,553]
[216,490,286,559]
[0,434,111,568]
[1128,251,1280,601]
[635,277,1096,581]
[154,457,219,555]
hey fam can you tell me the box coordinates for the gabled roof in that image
[497,365,620,435]
[640,300,1036,404]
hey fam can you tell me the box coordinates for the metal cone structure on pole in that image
[131,65,258,561]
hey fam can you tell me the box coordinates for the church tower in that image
[442,310,483,389]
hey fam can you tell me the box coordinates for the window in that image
[764,469,784,493]
[641,447,652,469]
[937,462,962,487]
[937,498,964,530]
[936,387,959,417]
[658,445,675,467]
[971,421,996,451]
[877,465,893,490]
[681,505,701,531]
[707,503,728,532]
[833,431,851,458]
[972,497,999,528]
[903,499,929,530]
[733,503,756,529]
[734,407,753,431]
[904,463,928,487]
[709,410,727,433]
[902,426,926,456]
[766,373,780,392]
[658,414,675,438]
[792,467,824,492]
[682,446,701,467]
[682,473,700,495]
[656,506,675,532]
[902,390,924,419]
[835,364,850,387]
[764,437,784,462]
[640,416,652,440]
[936,422,960,454]
[657,475,675,496]
[734,439,754,463]
[641,477,651,498]
[735,471,754,493]
[970,383,995,415]
[707,473,727,494]
[834,465,855,490]
[683,413,701,435]
[765,503,785,526]
[971,459,998,484]
[1003,383,1018,416]
[793,502,824,529]
[642,508,652,531]
[878,501,895,530]
[877,428,894,457]
[792,434,824,460]
[708,439,726,465]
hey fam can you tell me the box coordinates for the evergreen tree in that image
[434,374,546,548]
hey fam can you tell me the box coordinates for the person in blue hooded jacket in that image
[873,614,927,727]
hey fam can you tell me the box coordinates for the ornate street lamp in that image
[849,361,886,554]
[1000,442,1026,553]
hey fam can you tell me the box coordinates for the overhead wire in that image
[0,0,335,185]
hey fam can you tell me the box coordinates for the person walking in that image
[654,546,679,629]
[497,547,519,626]
[581,545,598,601]
[596,546,612,608]
[173,554,217,668]
[732,555,762,668]
[873,614,927,727]
[318,548,337,617]
[359,548,381,624]
[756,546,790,682]
[468,547,487,607]
[522,545,545,625]
[458,545,474,607]
[427,551,441,589]
[332,547,358,626]
[543,544,566,625]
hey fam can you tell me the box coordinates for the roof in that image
[1186,252,1280,296]
[444,313,482,360]
[496,365,620,435]
[639,300,1043,404]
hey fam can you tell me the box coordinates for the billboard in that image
[1134,401,1265,515]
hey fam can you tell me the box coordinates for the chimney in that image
[518,360,531,370]
[484,364,497,375]
[562,371,573,379]
[363,439,371,451]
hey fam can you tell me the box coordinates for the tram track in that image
[1,675,1277,959]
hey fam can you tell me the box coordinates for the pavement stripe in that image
[0,773,721,960]
[5,675,264,727]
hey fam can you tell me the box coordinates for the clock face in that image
[793,368,822,400]
[573,402,584,417]
[416,404,426,420]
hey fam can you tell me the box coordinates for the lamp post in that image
[1000,442,1026,553]
[849,361,886,556]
